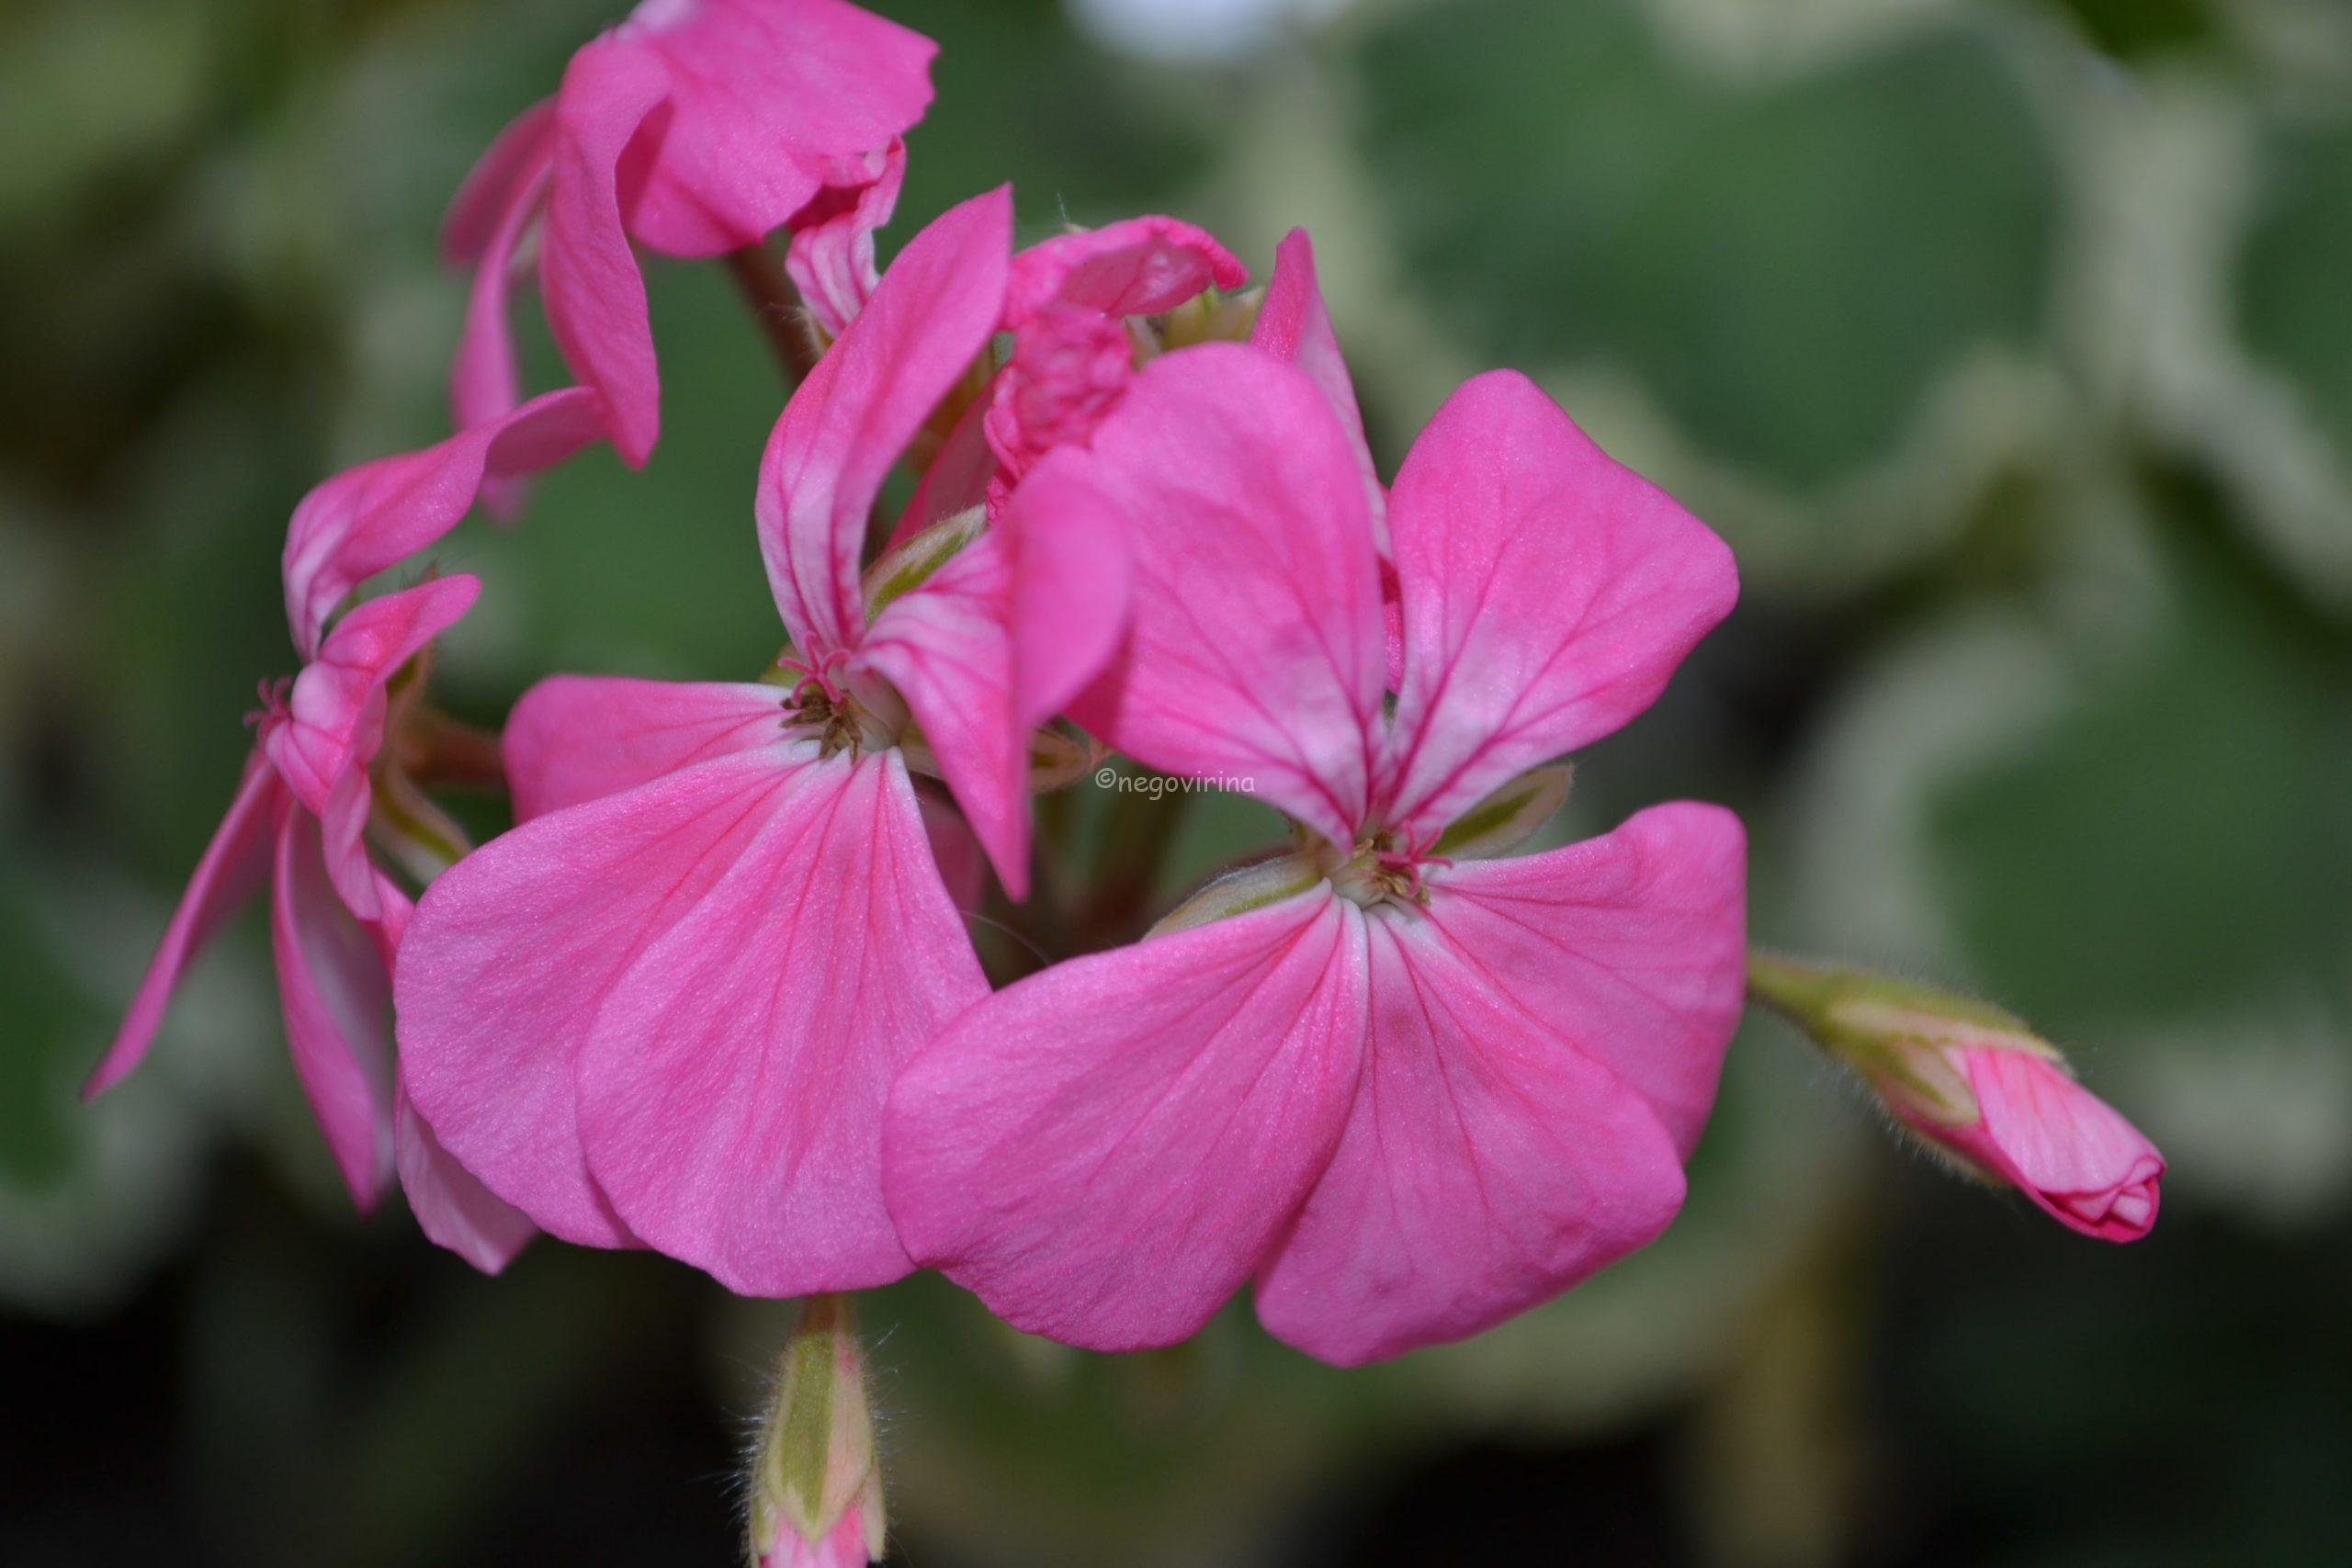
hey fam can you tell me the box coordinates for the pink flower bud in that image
[749,1295,885,1568]
[1749,956,2164,1241]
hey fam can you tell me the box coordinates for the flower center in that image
[775,653,901,758]
[1323,827,1449,912]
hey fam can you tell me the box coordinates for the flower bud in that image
[1749,955,2164,1241]
[749,1295,886,1568]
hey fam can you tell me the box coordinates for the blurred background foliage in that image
[3,0,2348,1563]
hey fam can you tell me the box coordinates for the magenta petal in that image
[886,888,1367,1350]
[395,1078,537,1274]
[785,139,906,340]
[996,449,1132,727]
[616,0,935,259]
[282,391,603,657]
[444,97,558,265]
[1380,373,1737,840]
[1065,346,1385,844]
[1429,804,1747,1158]
[85,757,280,1100]
[503,676,786,821]
[759,186,1011,657]
[394,748,808,1247]
[890,375,999,548]
[577,750,984,1296]
[1251,229,1384,539]
[270,808,397,1210]
[1255,908,1690,1366]
[858,535,1027,897]
[451,142,556,439]
[1005,215,1247,326]
[543,37,671,468]
[1940,1048,2165,1242]
[918,790,987,912]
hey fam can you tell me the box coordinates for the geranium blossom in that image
[444,0,935,465]
[396,189,1107,1295]
[885,346,1747,1364]
[88,389,599,1270]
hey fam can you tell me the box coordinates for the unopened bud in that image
[749,1294,886,1568]
[1748,954,2163,1242]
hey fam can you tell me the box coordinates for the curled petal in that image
[396,747,809,1247]
[85,757,281,1099]
[887,887,1367,1349]
[785,139,906,341]
[503,676,787,821]
[759,186,1012,656]
[1255,909,1690,1365]
[444,97,557,265]
[1065,346,1385,844]
[271,808,397,1210]
[397,1078,537,1274]
[1426,803,1747,1157]
[577,750,985,1295]
[1380,372,1736,840]
[1932,1047,2165,1242]
[615,0,935,258]
[451,141,556,446]
[1251,229,1384,542]
[1005,215,1246,327]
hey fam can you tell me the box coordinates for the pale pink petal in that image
[1255,908,1689,1365]
[1251,228,1384,542]
[889,377,998,548]
[784,139,905,341]
[396,1079,537,1274]
[270,808,397,1210]
[84,756,281,1099]
[758,186,1011,656]
[1064,346,1385,844]
[443,97,557,265]
[995,448,1132,727]
[503,675,786,821]
[577,750,986,1296]
[395,747,808,1247]
[1380,373,1737,840]
[1941,1048,2165,1242]
[886,887,1368,1349]
[1426,804,1747,1158]
[451,144,555,439]
[616,0,935,258]
[857,534,1026,897]
[282,390,604,657]
[543,37,672,467]
[1004,215,1246,327]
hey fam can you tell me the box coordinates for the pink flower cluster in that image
[90,0,2161,1397]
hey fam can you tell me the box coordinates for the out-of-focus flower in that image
[84,392,598,1270]
[1747,956,2164,1241]
[885,347,1746,1365]
[748,1293,886,1568]
[397,190,1113,1295]
[443,0,936,465]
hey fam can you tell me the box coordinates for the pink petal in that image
[858,534,1027,897]
[444,97,558,265]
[1942,1047,2165,1242]
[995,448,1132,727]
[1379,373,1737,840]
[888,375,998,548]
[1004,215,1246,327]
[1425,803,1748,1157]
[282,390,604,657]
[615,0,935,259]
[1251,228,1384,540]
[85,756,280,1100]
[982,302,1134,487]
[503,676,787,821]
[784,139,906,341]
[542,37,672,467]
[1255,906,1690,1365]
[451,142,556,440]
[1064,345,1385,845]
[270,807,397,1210]
[576,750,985,1296]
[395,747,808,1247]
[758,186,1012,657]
[396,1078,537,1274]
[886,887,1368,1350]
[917,789,987,911]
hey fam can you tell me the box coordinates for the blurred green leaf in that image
[2240,113,2352,469]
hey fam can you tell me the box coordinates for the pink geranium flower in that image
[88,390,600,1271]
[884,346,1747,1365]
[444,0,936,465]
[395,190,1106,1295]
